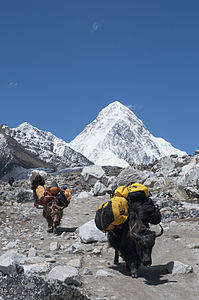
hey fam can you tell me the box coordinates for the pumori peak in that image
[70,101,187,167]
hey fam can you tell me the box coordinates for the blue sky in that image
[0,0,198,155]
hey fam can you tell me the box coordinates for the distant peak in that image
[19,122,33,127]
[106,101,127,109]
[98,101,137,122]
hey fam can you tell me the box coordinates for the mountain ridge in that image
[70,101,187,167]
[0,123,92,179]
[0,101,187,173]
[0,126,54,178]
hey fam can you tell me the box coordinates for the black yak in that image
[108,200,163,278]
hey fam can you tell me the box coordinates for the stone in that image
[81,165,105,186]
[91,247,102,255]
[15,189,33,203]
[77,191,89,199]
[79,219,107,243]
[167,261,193,274]
[187,243,199,249]
[48,265,82,286]
[95,269,113,278]
[83,267,93,275]
[50,242,60,251]
[0,250,25,275]
[93,181,107,196]
[67,258,83,268]
[23,263,50,275]
[5,241,18,249]
[71,242,84,253]
[28,247,37,257]
[116,167,149,186]
[0,257,17,275]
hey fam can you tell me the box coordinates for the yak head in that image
[129,215,163,267]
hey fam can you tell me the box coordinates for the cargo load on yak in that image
[35,185,55,207]
[95,196,129,232]
[35,183,72,208]
[30,171,72,208]
[110,182,150,202]
[48,181,72,208]
[95,182,160,232]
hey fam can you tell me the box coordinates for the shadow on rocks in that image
[138,264,178,285]
[55,226,78,235]
[109,263,178,286]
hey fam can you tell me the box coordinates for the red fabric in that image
[38,189,55,207]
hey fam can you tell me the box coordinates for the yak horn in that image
[155,224,164,238]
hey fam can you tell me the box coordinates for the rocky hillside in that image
[0,156,199,299]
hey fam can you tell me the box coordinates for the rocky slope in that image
[0,152,199,299]
[70,101,187,167]
[0,163,199,299]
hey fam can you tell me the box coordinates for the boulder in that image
[79,219,107,243]
[0,250,23,275]
[93,181,107,196]
[77,191,90,199]
[167,261,193,274]
[50,242,61,251]
[15,189,32,203]
[48,265,82,286]
[81,165,105,186]
[23,263,50,275]
[116,167,149,186]
[184,186,199,199]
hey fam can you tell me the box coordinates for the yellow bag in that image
[36,185,45,200]
[95,196,129,232]
[113,183,150,201]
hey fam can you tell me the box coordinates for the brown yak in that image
[30,171,71,234]
[43,199,64,233]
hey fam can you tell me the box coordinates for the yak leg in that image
[114,250,119,265]
[129,261,138,278]
[52,223,57,234]
[125,259,139,278]
[43,208,53,232]
[123,237,140,278]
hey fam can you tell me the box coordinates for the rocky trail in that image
[0,190,199,300]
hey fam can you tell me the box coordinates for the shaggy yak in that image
[108,199,163,278]
[42,199,64,234]
[30,173,67,234]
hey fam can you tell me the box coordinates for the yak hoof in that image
[131,269,138,278]
[53,228,57,234]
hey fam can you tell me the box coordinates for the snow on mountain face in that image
[70,101,187,167]
[0,126,54,179]
[9,122,92,169]
[0,133,11,174]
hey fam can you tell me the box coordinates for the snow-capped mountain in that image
[6,122,92,170]
[70,101,187,167]
[0,126,53,178]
